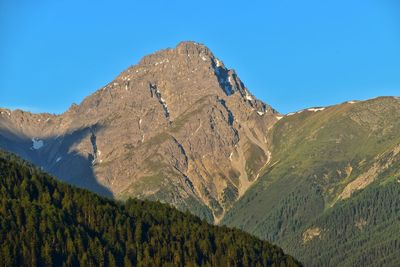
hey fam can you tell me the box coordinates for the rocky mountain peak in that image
[136,41,215,68]
[0,41,280,222]
[72,41,275,125]
[176,41,214,56]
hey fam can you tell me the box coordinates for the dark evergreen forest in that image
[0,150,300,267]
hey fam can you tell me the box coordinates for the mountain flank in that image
[222,96,400,266]
[0,41,280,222]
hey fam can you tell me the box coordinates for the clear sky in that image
[1,0,399,114]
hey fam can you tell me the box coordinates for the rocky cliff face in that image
[0,41,280,222]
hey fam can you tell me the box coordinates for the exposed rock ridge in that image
[0,41,280,222]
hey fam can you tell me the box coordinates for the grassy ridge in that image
[222,97,400,266]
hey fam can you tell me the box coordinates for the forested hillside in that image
[0,150,300,267]
[286,180,400,266]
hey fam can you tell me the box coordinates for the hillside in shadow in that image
[0,124,113,198]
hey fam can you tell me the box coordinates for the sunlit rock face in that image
[0,41,280,222]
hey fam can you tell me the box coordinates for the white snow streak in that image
[307,108,325,112]
[32,138,44,150]
[154,59,169,66]
[245,94,254,101]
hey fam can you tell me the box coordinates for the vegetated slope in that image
[222,97,400,266]
[0,150,300,267]
[0,41,280,223]
[289,179,400,266]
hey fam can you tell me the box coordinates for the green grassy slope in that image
[222,97,400,266]
[0,150,300,267]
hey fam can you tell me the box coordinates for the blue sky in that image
[1,0,399,114]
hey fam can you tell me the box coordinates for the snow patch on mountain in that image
[32,138,44,150]
[307,108,325,112]
[215,59,222,67]
[150,84,170,118]
[1,110,11,116]
[245,94,254,101]
[154,59,169,66]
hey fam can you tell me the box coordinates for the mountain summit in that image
[0,41,280,222]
